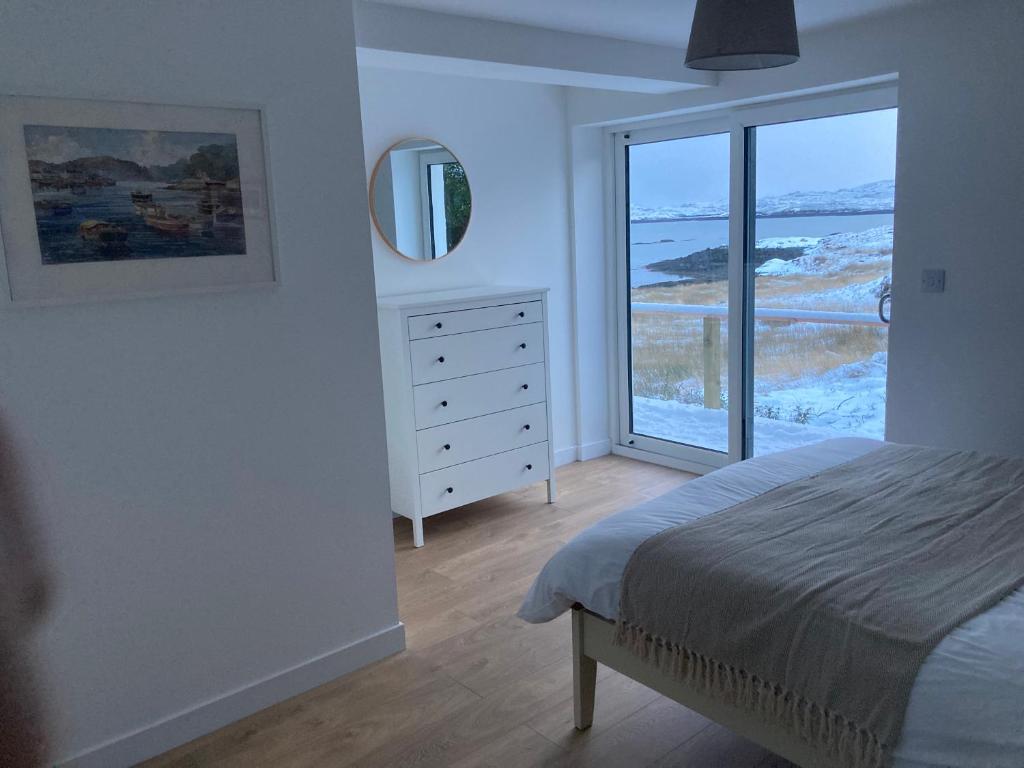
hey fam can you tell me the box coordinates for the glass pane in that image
[441,162,470,250]
[627,132,730,453]
[427,163,448,257]
[427,162,471,257]
[751,109,897,456]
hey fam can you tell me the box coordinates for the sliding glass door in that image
[618,95,897,468]
[623,129,732,461]
[750,109,897,455]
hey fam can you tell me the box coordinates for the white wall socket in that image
[921,269,946,293]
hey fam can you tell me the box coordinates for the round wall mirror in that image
[369,138,471,261]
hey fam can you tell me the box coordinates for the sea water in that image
[630,212,894,287]
[31,181,247,264]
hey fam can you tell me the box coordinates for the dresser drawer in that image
[413,363,546,430]
[408,300,541,340]
[419,442,550,517]
[410,323,544,385]
[417,402,547,473]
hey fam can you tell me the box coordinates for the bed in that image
[518,438,1024,768]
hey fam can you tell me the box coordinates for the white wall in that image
[569,125,615,459]
[886,0,1024,454]
[390,149,424,258]
[568,0,1024,458]
[358,67,579,461]
[0,2,403,766]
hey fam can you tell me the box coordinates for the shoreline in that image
[630,208,894,225]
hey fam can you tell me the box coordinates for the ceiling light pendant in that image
[685,0,800,71]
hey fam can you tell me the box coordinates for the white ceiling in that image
[365,0,924,49]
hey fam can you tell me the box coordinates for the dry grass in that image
[753,322,886,380]
[633,260,890,312]
[629,265,890,403]
[629,314,886,402]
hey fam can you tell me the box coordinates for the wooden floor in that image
[143,456,795,767]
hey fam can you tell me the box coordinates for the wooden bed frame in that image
[571,606,818,767]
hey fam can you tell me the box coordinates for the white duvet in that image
[519,439,1024,768]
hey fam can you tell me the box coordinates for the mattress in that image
[519,439,1024,768]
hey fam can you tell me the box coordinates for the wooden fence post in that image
[703,316,721,409]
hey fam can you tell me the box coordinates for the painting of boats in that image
[24,124,248,264]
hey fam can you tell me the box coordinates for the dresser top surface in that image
[377,285,548,310]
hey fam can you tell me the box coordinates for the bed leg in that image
[572,607,596,730]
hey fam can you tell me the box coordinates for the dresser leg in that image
[546,478,557,503]
[412,517,424,548]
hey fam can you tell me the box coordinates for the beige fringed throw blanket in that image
[617,444,1024,768]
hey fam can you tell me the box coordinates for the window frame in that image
[418,148,456,259]
[612,85,899,472]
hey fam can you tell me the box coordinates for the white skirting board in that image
[58,622,406,768]
[554,446,579,467]
[577,439,612,462]
[554,440,611,467]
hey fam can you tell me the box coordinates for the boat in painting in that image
[79,220,128,243]
[143,205,192,235]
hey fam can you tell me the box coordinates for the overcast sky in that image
[629,108,898,208]
[24,125,235,168]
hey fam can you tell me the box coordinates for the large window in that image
[618,94,897,468]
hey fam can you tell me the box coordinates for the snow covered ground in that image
[631,219,892,455]
[634,398,858,455]
[752,225,894,311]
[634,352,886,455]
[756,225,892,277]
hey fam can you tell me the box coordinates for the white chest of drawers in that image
[377,286,556,547]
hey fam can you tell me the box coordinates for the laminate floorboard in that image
[142,456,796,768]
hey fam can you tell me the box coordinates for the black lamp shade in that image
[686,0,800,71]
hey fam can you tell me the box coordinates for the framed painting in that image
[0,96,277,304]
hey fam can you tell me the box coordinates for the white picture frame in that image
[0,95,277,305]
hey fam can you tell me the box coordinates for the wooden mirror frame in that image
[368,137,473,263]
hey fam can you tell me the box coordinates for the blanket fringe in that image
[614,621,888,768]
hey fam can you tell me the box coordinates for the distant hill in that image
[757,180,895,218]
[28,142,239,184]
[30,155,151,181]
[631,180,895,223]
[148,158,190,182]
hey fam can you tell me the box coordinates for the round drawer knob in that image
[435,322,443,329]
[518,311,525,318]
[446,487,454,494]
[443,443,451,451]
[526,464,533,470]
[441,400,448,407]
[519,343,527,349]
[437,356,445,363]
[521,384,529,390]
[523,424,531,430]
